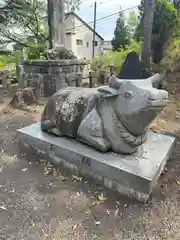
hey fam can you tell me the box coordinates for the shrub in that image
[0,54,14,71]
[25,40,46,60]
[160,38,180,73]
[90,41,142,74]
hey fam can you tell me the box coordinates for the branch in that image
[0,28,29,47]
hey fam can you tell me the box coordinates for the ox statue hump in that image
[41,74,168,154]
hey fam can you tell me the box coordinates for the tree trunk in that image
[47,0,53,49]
[141,0,155,70]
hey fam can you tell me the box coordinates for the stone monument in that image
[51,0,66,49]
[46,0,77,60]
[19,0,87,97]
[17,73,175,201]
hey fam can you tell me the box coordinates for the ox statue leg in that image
[41,99,64,136]
[77,108,110,152]
[41,119,64,136]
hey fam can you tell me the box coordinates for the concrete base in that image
[17,123,175,202]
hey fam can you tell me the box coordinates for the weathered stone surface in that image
[45,46,77,60]
[117,51,151,79]
[17,123,175,201]
[41,74,168,154]
[20,59,87,97]
[10,87,36,106]
[51,0,65,48]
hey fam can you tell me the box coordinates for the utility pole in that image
[92,1,97,59]
[141,0,155,70]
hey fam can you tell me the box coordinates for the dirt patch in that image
[0,98,180,239]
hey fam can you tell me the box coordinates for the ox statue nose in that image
[147,88,168,107]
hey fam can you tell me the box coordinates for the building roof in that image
[65,12,104,40]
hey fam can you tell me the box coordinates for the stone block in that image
[21,59,87,97]
[17,123,175,202]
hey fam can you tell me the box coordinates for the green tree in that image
[65,0,82,12]
[0,0,47,46]
[0,0,82,47]
[173,0,180,15]
[135,0,178,63]
[126,11,139,42]
[112,10,129,51]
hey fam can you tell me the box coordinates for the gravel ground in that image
[0,99,180,240]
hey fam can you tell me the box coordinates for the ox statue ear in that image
[97,85,118,97]
[108,75,124,89]
[149,73,163,87]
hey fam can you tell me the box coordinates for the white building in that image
[44,12,104,60]
[65,12,104,60]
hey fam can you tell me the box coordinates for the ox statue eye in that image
[124,91,132,98]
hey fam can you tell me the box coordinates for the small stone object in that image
[22,87,36,105]
[41,73,168,154]
[45,46,77,60]
[10,87,36,106]
[117,51,151,79]
[24,73,43,103]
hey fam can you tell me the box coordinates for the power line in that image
[72,14,120,33]
[66,5,139,32]
[66,5,138,31]
[76,14,119,30]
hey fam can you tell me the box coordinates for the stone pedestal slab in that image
[17,123,175,202]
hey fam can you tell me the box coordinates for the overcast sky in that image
[77,0,141,40]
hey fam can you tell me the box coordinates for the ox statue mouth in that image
[147,97,168,109]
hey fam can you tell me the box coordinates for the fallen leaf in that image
[76,192,81,196]
[176,181,180,185]
[96,200,105,204]
[106,209,110,215]
[59,175,67,181]
[0,166,4,172]
[92,201,97,206]
[0,205,7,210]
[124,204,127,207]
[9,188,15,193]
[72,224,77,230]
[72,175,82,181]
[21,168,28,172]
[98,193,107,202]
[95,221,101,225]
[44,165,53,176]
[114,208,119,217]
[40,159,45,163]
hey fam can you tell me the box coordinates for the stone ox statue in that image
[41,74,168,154]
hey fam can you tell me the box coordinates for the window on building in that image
[76,39,83,45]
[92,40,98,46]
[86,42,89,48]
